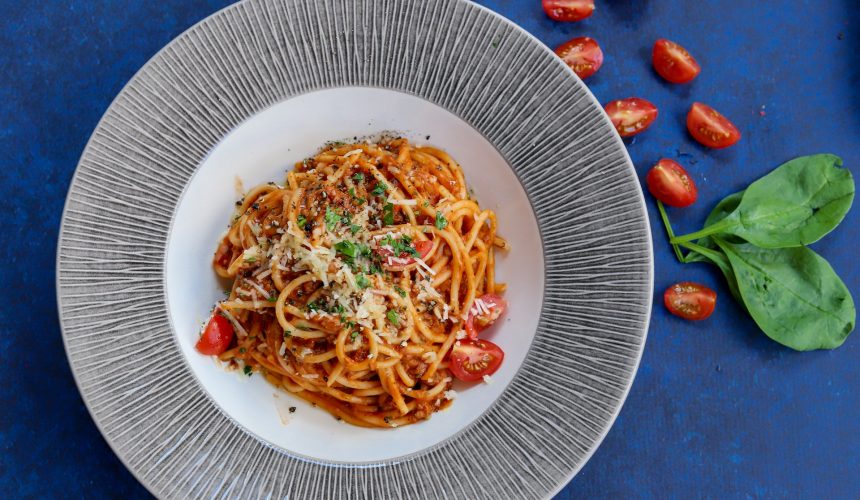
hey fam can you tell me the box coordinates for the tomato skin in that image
[465,294,507,339]
[196,313,235,355]
[605,98,659,137]
[378,239,433,267]
[646,159,697,208]
[542,0,595,21]
[555,36,604,79]
[449,339,505,382]
[664,282,716,320]
[652,39,701,84]
[687,102,741,149]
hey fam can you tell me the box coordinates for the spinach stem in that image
[657,200,685,263]
[670,218,731,244]
[677,240,722,262]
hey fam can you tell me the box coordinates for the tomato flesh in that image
[687,102,741,149]
[196,313,235,355]
[542,0,595,21]
[646,159,697,207]
[664,282,716,321]
[449,339,505,382]
[465,294,507,339]
[555,36,604,79]
[605,98,659,137]
[652,39,701,84]
[378,239,433,267]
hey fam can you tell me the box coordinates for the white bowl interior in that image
[165,87,544,463]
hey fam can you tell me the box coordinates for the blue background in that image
[1,0,858,497]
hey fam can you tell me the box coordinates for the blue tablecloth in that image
[2,1,857,497]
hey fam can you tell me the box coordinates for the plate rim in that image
[55,0,654,497]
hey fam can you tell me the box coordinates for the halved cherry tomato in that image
[465,294,507,339]
[664,282,716,321]
[449,339,505,382]
[378,239,433,267]
[555,36,604,79]
[542,0,595,22]
[646,159,697,207]
[687,102,741,149]
[605,98,658,137]
[196,313,235,355]
[652,39,701,84]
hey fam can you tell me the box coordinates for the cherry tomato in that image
[664,282,716,321]
[605,98,658,137]
[465,294,507,339]
[542,0,595,22]
[196,313,235,355]
[646,159,697,207]
[555,36,604,79]
[652,39,701,84]
[449,339,505,382]
[687,102,741,149]
[378,239,433,267]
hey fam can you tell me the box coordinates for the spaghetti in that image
[200,138,508,428]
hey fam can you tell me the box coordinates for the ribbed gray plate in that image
[56,0,652,498]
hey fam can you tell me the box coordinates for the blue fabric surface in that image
[1,0,858,497]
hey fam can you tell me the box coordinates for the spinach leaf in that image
[673,154,854,248]
[713,238,855,351]
[684,190,745,264]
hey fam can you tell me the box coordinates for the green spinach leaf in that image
[673,154,854,248]
[713,238,855,351]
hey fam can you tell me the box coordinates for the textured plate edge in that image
[52,0,656,497]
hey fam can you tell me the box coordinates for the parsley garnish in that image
[348,187,365,205]
[435,211,448,230]
[350,224,362,234]
[371,182,388,197]
[243,365,252,376]
[334,240,370,262]
[325,207,340,231]
[350,331,359,341]
[283,330,292,338]
[352,172,365,183]
[394,285,407,297]
[355,273,370,289]
[296,214,307,228]
[386,310,400,325]
[267,295,277,303]
[382,203,395,225]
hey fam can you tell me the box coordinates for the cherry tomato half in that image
[664,282,716,321]
[196,313,235,355]
[605,98,659,137]
[378,239,433,268]
[687,102,741,149]
[465,294,507,339]
[555,36,604,79]
[646,159,697,207]
[652,39,701,84]
[542,0,595,22]
[449,339,505,382]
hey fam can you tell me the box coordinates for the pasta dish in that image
[195,138,508,427]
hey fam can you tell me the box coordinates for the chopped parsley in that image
[325,206,340,231]
[283,330,292,338]
[382,203,395,225]
[296,214,307,228]
[334,240,370,262]
[350,331,360,341]
[380,234,418,257]
[371,182,388,197]
[352,172,365,183]
[350,223,362,234]
[355,273,370,289]
[244,256,257,263]
[386,309,400,326]
[267,295,278,303]
[435,211,448,230]
[243,365,253,376]
[348,187,365,205]
[394,285,407,297]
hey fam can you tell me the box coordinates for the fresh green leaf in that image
[334,240,370,262]
[394,285,407,297]
[371,182,388,197]
[355,273,370,289]
[435,211,448,230]
[267,295,278,303]
[386,310,400,325]
[296,214,307,228]
[382,203,394,225]
[350,224,362,234]
[714,238,855,351]
[325,207,340,231]
[673,155,854,248]
[352,172,365,183]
